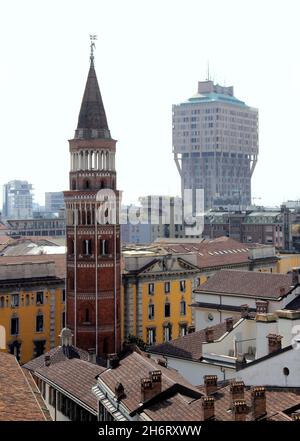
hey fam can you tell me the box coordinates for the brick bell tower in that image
[64,40,121,357]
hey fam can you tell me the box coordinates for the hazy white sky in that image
[0,0,300,207]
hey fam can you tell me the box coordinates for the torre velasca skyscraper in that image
[64,44,121,357]
[173,80,258,210]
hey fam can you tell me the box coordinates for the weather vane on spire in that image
[90,34,97,64]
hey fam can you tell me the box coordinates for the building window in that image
[0,296,5,308]
[84,308,90,323]
[33,340,46,357]
[100,239,109,255]
[62,289,66,302]
[11,294,19,308]
[163,324,172,342]
[36,291,44,305]
[147,328,156,345]
[180,300,186,316]
[179,324,187,336]
[62,311,66,328]
[25,294,30,306]
[84,239,92,255]
[180,280,186,292]
[36,314,44,332]
[164,281,170,293]
[164,303,171,318]
[148,304,155,320]
[148,283,154,295]
[11,317,19,336]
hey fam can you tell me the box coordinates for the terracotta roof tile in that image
[148,320,239,360]
[196,269,295,299]
[0,352,46,421]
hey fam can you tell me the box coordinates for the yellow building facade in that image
[0,259,65,364]
[122,252,200,345]
[275,253,300,274]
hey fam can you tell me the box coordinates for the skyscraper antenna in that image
[90,34,97,64]
[206,61,210,81]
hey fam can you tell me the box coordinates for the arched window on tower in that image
[72,180,76,190]
[85,308,90,323]
[87,211,91,225]
[100,239,109,256]
[85,180,90,189]
[83,239,92,255]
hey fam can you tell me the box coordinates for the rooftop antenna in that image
[90,34,97,64]
[206,60,211,81]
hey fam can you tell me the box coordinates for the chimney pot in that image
[88,348,96,364]
[267,334,282,354]
[292,268,300,286]
[240,304,249,318]
[230,381,245,407]
[205,327,214,343]
[251,386,266,419]
[201,396,215,420]
[44,355,51,367]
[225,317,234,332]
[233,399,248,421]
[115,382,125,401]
[188,325,195,334]
[292,412,300,421]
[107,353,119,369]
[256,301,268,314]
[141,378,153,402]
[149,370,162,395]
[204,375,218,395]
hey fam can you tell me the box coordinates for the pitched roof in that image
[76,61,110,139]
[196,269,295,299]
[197,384,300,421]
[34,358,106,412]
[96,350,300,421]
[147,320,239,360]
[0,352,46,421]
[156,237,276,269]
[0,254,66,279]
[97,350,201,416]
[23,345,90,371]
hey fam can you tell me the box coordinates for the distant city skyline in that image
[1,0,300,208]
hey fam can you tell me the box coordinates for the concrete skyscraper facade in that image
[2,180,33,219]
[64,44,121,357]
[173,80,258,210]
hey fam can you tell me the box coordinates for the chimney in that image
[141,378,154,402]
[107,353,119,369]
[233,400,248,421]
[292,268,300,286]
[44,355,51,367]
[59,327,73,347]
[149,370,162,395]
[256,301,268,314]
[115,382,125,401]
[201,396,215,421]
[157,358,167,368]
[205,327,214,343]
[225,317,234,332]
[230,381,245,407]
[204,375,218,395]
[188,325,195,334]
[88,348,96,364]
[292,412,300,421]
[251,386,266,419]
[267,334,282,354]
[235,353,247,371]
[240,304,249,318]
